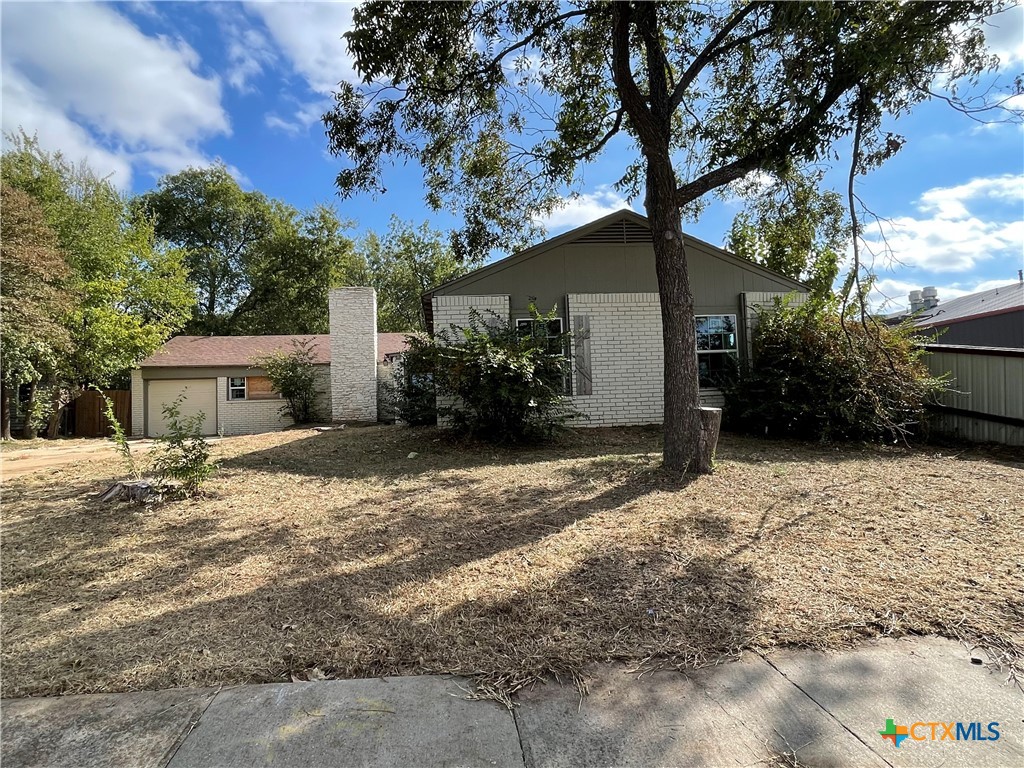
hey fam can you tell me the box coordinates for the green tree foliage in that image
[251,339,324,424]
[2,132,192,431]
[324,1,1005,472]
[357,217,478,332]
[723,298,945,442]
[142,166,363,335]
[727,170,847,300]
[402,307,577,443]
[0,185,76,439]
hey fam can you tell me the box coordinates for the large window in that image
[227,376,281,402]
[516,317,570,393]
[696,314,738,388]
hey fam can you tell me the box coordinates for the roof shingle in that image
[141,333,409,368]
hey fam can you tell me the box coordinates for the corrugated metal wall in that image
[925,345,1024,446]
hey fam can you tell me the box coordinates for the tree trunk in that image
[695,407,723,474]
[20,381,37,439]
[1,384,12,441]
[645,159,702,473]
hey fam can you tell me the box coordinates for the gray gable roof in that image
[914,282,1023,327]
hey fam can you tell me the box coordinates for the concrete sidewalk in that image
[2,637,1020,768]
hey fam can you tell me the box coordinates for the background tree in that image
[2,132,193,433]
[357,217,478,332]
[727,170,847,300]
[142,168,363,335]
[324,1,1008,472]
[0,185,75,439]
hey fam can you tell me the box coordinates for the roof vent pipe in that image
[922,286,939,310]
[909,290,924,313]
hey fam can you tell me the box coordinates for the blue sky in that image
[3,1,1022,312]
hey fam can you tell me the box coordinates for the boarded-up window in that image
[246,376,280,400]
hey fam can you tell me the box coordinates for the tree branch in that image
[669,2,764,111]
[611,3,659,147]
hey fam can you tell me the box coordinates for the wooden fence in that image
[71,390,131,438]
[924,344,1024,446]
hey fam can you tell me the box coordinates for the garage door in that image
[146,379,217,437]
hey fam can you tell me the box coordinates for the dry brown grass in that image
[2,425,1021,702]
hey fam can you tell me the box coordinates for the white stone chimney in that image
[909,290,924,313]
[328,287,378,422]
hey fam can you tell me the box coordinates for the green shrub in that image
[151,395,216,495]
[395,334,439,426]
[252,339,323,424]
[399,307,579,442]
[723,297,945,442]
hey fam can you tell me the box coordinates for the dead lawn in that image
[2,425,1022,702]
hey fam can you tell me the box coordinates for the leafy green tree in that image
[141,164,275,334]
[142,167,363,335]
[727,170,847,300]
[251,339,324,424]
[0,185,76,439]
[235,204,366,335]
[324,1,1005,472]
[358,217,478,332]
[2,132,192,432]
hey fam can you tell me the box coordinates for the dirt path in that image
[1,441,153,481]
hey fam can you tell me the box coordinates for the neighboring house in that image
[422,210,808,427]
[132,287,408,437]
[888,281,1024,348]
[884,281,1024,446]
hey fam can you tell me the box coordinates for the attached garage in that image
[146,378,217,437]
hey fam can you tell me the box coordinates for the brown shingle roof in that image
[140,334,411,368]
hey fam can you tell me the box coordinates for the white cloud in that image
[246,0,358,95]
[983,4,1024,69]
[224,23,277,93]
[534,187,636,232]
[265,98,330,137]
[1,2,230,187]
[863,174,1023,273]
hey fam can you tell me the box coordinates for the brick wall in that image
[130,369,144,436]
[215,367,331,436]
[329,287,378,422]
[566,293,673,426]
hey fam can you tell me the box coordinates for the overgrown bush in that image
[723,297,945,442]
[252,339,323,424]
[151,396,216,495]
[397,308,579,442]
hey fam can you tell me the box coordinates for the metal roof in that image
[914,282,1023,328]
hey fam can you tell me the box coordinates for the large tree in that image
[357,217,479,332]
[142,168,363,335]
[0,185,75,439]
[324,1,1009,472]
[2,133,193,432]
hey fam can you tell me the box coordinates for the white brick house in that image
[132,288,407,437]
[423,210,809,427]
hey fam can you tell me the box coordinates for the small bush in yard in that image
[400,307,579,442]
[151,396,216,495]
[96,388,139,480]
[723,297,945,442]
[252,339,323,424]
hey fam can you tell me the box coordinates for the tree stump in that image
[99,479,160,503]
[694,406,722,474]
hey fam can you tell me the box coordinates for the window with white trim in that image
[696,314,738,388]
[228,377,247,401]
[516,317,571,393]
